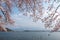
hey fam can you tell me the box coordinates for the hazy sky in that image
[10,7,46,31]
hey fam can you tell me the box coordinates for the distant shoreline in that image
[0,30,60,32]
[20,30,60,32]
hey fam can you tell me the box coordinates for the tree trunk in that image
[0,26,7,32]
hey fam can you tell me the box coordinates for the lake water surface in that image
[0,32,60,40]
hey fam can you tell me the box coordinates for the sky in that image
[0,0,60,31]
[10,7,46,31]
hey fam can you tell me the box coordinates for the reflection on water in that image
[0,32,60,40]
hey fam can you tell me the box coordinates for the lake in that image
[0,32,60,40]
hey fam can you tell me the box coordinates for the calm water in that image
[0,32,60,40]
